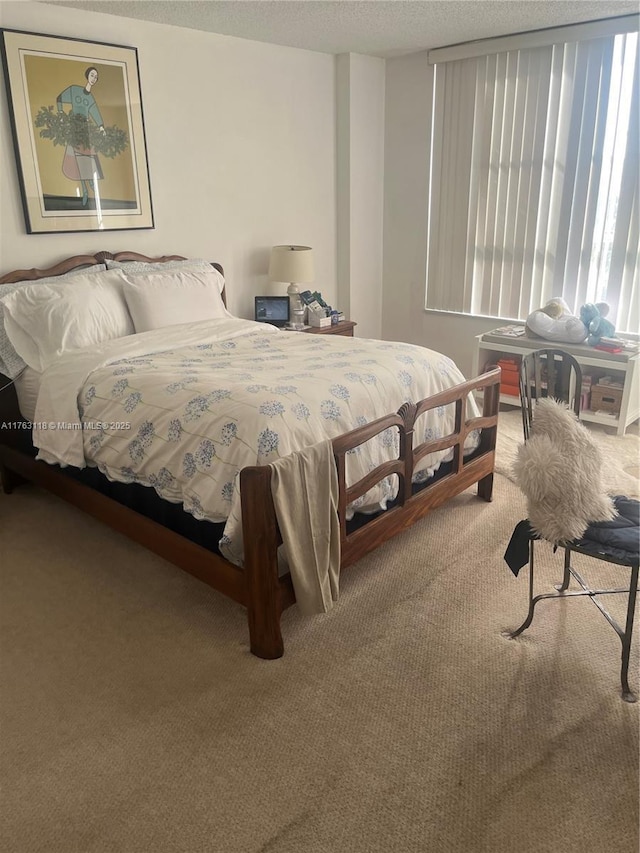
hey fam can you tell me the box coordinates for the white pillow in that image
[0,263,106,379]
[106,258,224,291]
[0,269,134,372]
[121,267,230,333]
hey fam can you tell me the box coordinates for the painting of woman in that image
[56,66,106,206]
[2,28,154,231]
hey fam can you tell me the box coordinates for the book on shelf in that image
[599,337,639,352]
[595,343,623,353]
[492,325,526,337]
[597,375,624,388]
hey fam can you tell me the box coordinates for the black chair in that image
[504,371,639,703]
[519,348,582,440]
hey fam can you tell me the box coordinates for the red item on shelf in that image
[594,344,623,353]
[500,379,520,396]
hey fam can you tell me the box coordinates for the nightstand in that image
[302,320,357,337]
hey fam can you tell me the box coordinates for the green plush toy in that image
[579,302,616,346]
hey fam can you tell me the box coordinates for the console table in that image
[474,331,640,436]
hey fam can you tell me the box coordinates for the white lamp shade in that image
[268,245,314,284]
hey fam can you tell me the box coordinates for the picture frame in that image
[0,28,154,234]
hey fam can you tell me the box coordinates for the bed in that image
[0,250,501,658]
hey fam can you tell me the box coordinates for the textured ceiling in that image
[43,1,639,57]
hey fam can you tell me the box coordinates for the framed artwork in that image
[0,29,154,233]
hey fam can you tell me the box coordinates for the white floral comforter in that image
[33,318,479,564]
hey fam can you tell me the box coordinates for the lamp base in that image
[287,282,305,328]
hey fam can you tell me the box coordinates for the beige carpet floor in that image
[1,418,638,853]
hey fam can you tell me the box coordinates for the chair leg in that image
[505,537,638,701]
[555,547,572,592]
[620,562,639,703]
[507,540,537,638]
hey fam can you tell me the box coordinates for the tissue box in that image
[309,315,332,329]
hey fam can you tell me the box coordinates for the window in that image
[426,16,639,334]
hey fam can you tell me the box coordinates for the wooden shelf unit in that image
[474,332,640,436]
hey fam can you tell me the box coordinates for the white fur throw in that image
[512,398,616,544]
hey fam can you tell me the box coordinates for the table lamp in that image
[268,245,314,329]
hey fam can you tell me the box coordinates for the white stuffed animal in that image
[526,297,588,344]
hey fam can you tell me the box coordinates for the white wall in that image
[336,53,385,340]
[382,51,501,377]
[0,2,337,322]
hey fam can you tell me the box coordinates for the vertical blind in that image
[426,17,639,334]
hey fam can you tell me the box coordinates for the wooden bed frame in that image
[0,251,501,659]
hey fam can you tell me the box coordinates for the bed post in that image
[240,466,285,659]
[0,462,23,494]
[0,379,29,493]
[477,470,494,502]
[476,368,501,502]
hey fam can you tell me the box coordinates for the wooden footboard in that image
[240,367,501,658]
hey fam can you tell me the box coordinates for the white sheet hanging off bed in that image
[269,439,340,615]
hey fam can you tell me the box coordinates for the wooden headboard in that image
[0,250,225,288]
